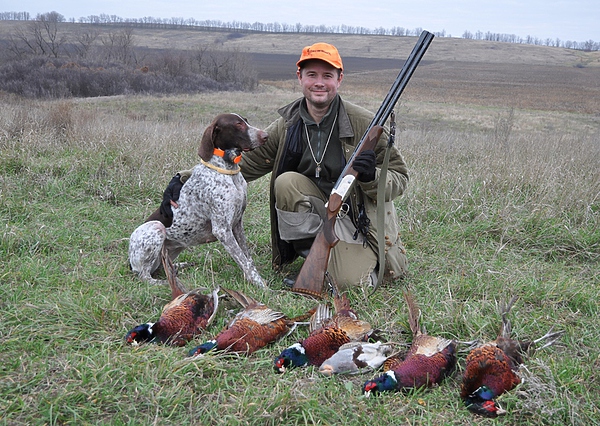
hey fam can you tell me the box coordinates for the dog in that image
[128,113,268,289]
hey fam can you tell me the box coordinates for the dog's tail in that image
[161,245,188,299]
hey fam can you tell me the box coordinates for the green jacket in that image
[240,96,409,280]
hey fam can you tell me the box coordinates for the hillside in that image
[1,20,598,67]
[1,21,599,113]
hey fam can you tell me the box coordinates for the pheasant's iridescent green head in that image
[274,343,308,373]
[362,371,398,396]
[188,340,217,357]
[125,323,155,345]
[464,386,506,417]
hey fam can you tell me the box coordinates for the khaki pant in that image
[274,172,377,290]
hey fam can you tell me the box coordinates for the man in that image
[239,42,409,290]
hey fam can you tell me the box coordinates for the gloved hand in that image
[159,173,183,219]
[352,150,377,182]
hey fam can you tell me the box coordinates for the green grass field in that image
[0,66,598,425]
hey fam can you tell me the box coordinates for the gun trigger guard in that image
[337,203,349,219]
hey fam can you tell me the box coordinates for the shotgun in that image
[292,30,435,297]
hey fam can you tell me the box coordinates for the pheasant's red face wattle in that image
[364,382,377,392]
[274,357,285,369]
[483,401,498,413]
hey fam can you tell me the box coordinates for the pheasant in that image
[460,295,564,417]
[319,341,394,376]
[125,247,219,347]
[362,290,457,396]
[188,287,315,356]
[274,290,373,372]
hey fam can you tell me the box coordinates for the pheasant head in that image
[362,371,398,396]
[188,340,218,357]
[464,386,507,417]
[125,322,155,345]
[274,343,309,372]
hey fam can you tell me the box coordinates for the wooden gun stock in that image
[292,126,384,297]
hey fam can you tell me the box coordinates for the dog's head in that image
[198,113,268,162]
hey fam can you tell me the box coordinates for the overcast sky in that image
[3,0,599,43]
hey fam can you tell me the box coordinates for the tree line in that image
[1,9,598,51]
[0,11,258,98]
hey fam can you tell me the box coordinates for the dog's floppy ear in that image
[198,121,216,161]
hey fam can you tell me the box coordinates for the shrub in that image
[0,56,252,98]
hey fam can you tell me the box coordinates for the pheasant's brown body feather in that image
[153,291,217,345]
[302,326,352,366]
[382,354,403,372]
[391,334,456,389]
[301,292,372,365]
[460,344,520,399]
[200,288,313,355]
[460,296,524,401]
[320,292,373,340]
[212,309,294,354]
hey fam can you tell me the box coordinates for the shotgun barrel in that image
[332,30,435,203]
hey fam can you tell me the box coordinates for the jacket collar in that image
[277,95,354,139]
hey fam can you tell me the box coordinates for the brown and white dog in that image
[128,113,268,288]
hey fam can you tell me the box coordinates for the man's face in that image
[297,60,343,110]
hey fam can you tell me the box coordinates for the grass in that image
[0,75,599,425]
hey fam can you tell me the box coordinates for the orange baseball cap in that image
[296,42,343,71]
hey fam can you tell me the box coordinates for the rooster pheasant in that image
[125,247,219,346]
[460,295,564,417]
[274,290,373,372]
[362,290,456,396]
[188,288,315,356]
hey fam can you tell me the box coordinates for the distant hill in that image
[0,21,599,113]
[1,20,598,68]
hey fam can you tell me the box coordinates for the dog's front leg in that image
[212,226,267,289]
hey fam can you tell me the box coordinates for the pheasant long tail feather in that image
[289,306,319,323]
[333,292,352,315]
[310,304,332,333]
[403,290,421,337]
[206,287,220,327]
[499,295,519,339]
[221,287,259,309]
[532,327,565,351]
[161,245,188,299]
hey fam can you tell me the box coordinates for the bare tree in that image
[204,48,257,89]
[190,44,211,74]
[101,26,136,64]
[36,11,67,57]
[6,11,67,58]
[154,50,189,77]
[70,29,99,59]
